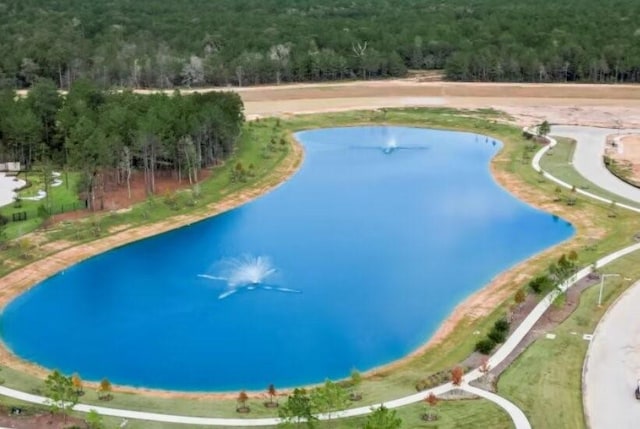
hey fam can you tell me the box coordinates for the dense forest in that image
[1,0,639,88]
[0,80,244,208]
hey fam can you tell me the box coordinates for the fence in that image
[5,201,88,223]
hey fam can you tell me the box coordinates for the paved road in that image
[550,125,640,203]
[583,281,640,429]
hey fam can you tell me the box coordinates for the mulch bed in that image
[468,275,601,390]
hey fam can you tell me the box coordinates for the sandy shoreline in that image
[0,80,627,399]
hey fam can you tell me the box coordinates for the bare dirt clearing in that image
[235,80,640,128]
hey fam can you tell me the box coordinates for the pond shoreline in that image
[0,118,585,401]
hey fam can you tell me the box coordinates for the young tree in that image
[422,392,439,421]
[98,378,112,400]
[266,383,278,407]
[44,370,79,422]
[349,369,362,401]
[554,186,563,202]
[278,388,316,428]
[364,405,402,429]
[451,366,464,386]
[237,390,250,412]
[538,120,551,138]
[86,409,105,429]
[310,380,348,424]
[71,372,83,395]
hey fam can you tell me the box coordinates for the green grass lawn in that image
[497,250,640,429]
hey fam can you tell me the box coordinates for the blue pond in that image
[0,127,573,391]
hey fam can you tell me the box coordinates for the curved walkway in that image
[461,384,531,429]
[1,126,639,427]
[550,125,640,203]
[528,128,640,214]
[583,280,640,429]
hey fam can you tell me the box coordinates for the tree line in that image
[0,79,244,209]
[1,0,639,88]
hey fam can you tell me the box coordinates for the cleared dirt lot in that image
[234,80,640,128]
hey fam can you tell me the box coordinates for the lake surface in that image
[0,126,574,391]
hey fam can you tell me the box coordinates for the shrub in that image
[493,318,510,333]
[528,275,553,293]
[450,366,464,385]
[475,338,496,354]
[488,329,507,344]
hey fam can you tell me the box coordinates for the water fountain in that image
[350,128,429,154]
[382,136,398,154]
[199,255,300,299]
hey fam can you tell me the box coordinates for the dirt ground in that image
[233,79,640,128]
[606,134,640,185]
[49,169,212,225]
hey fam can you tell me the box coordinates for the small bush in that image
[488,329,507,344]
[528,275,553,294]
[475,338,496,354]
[493,318,510,333]
[451,366,464,385]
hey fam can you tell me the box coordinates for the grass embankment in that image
[498,251,640,429]
[0,107,638,426]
